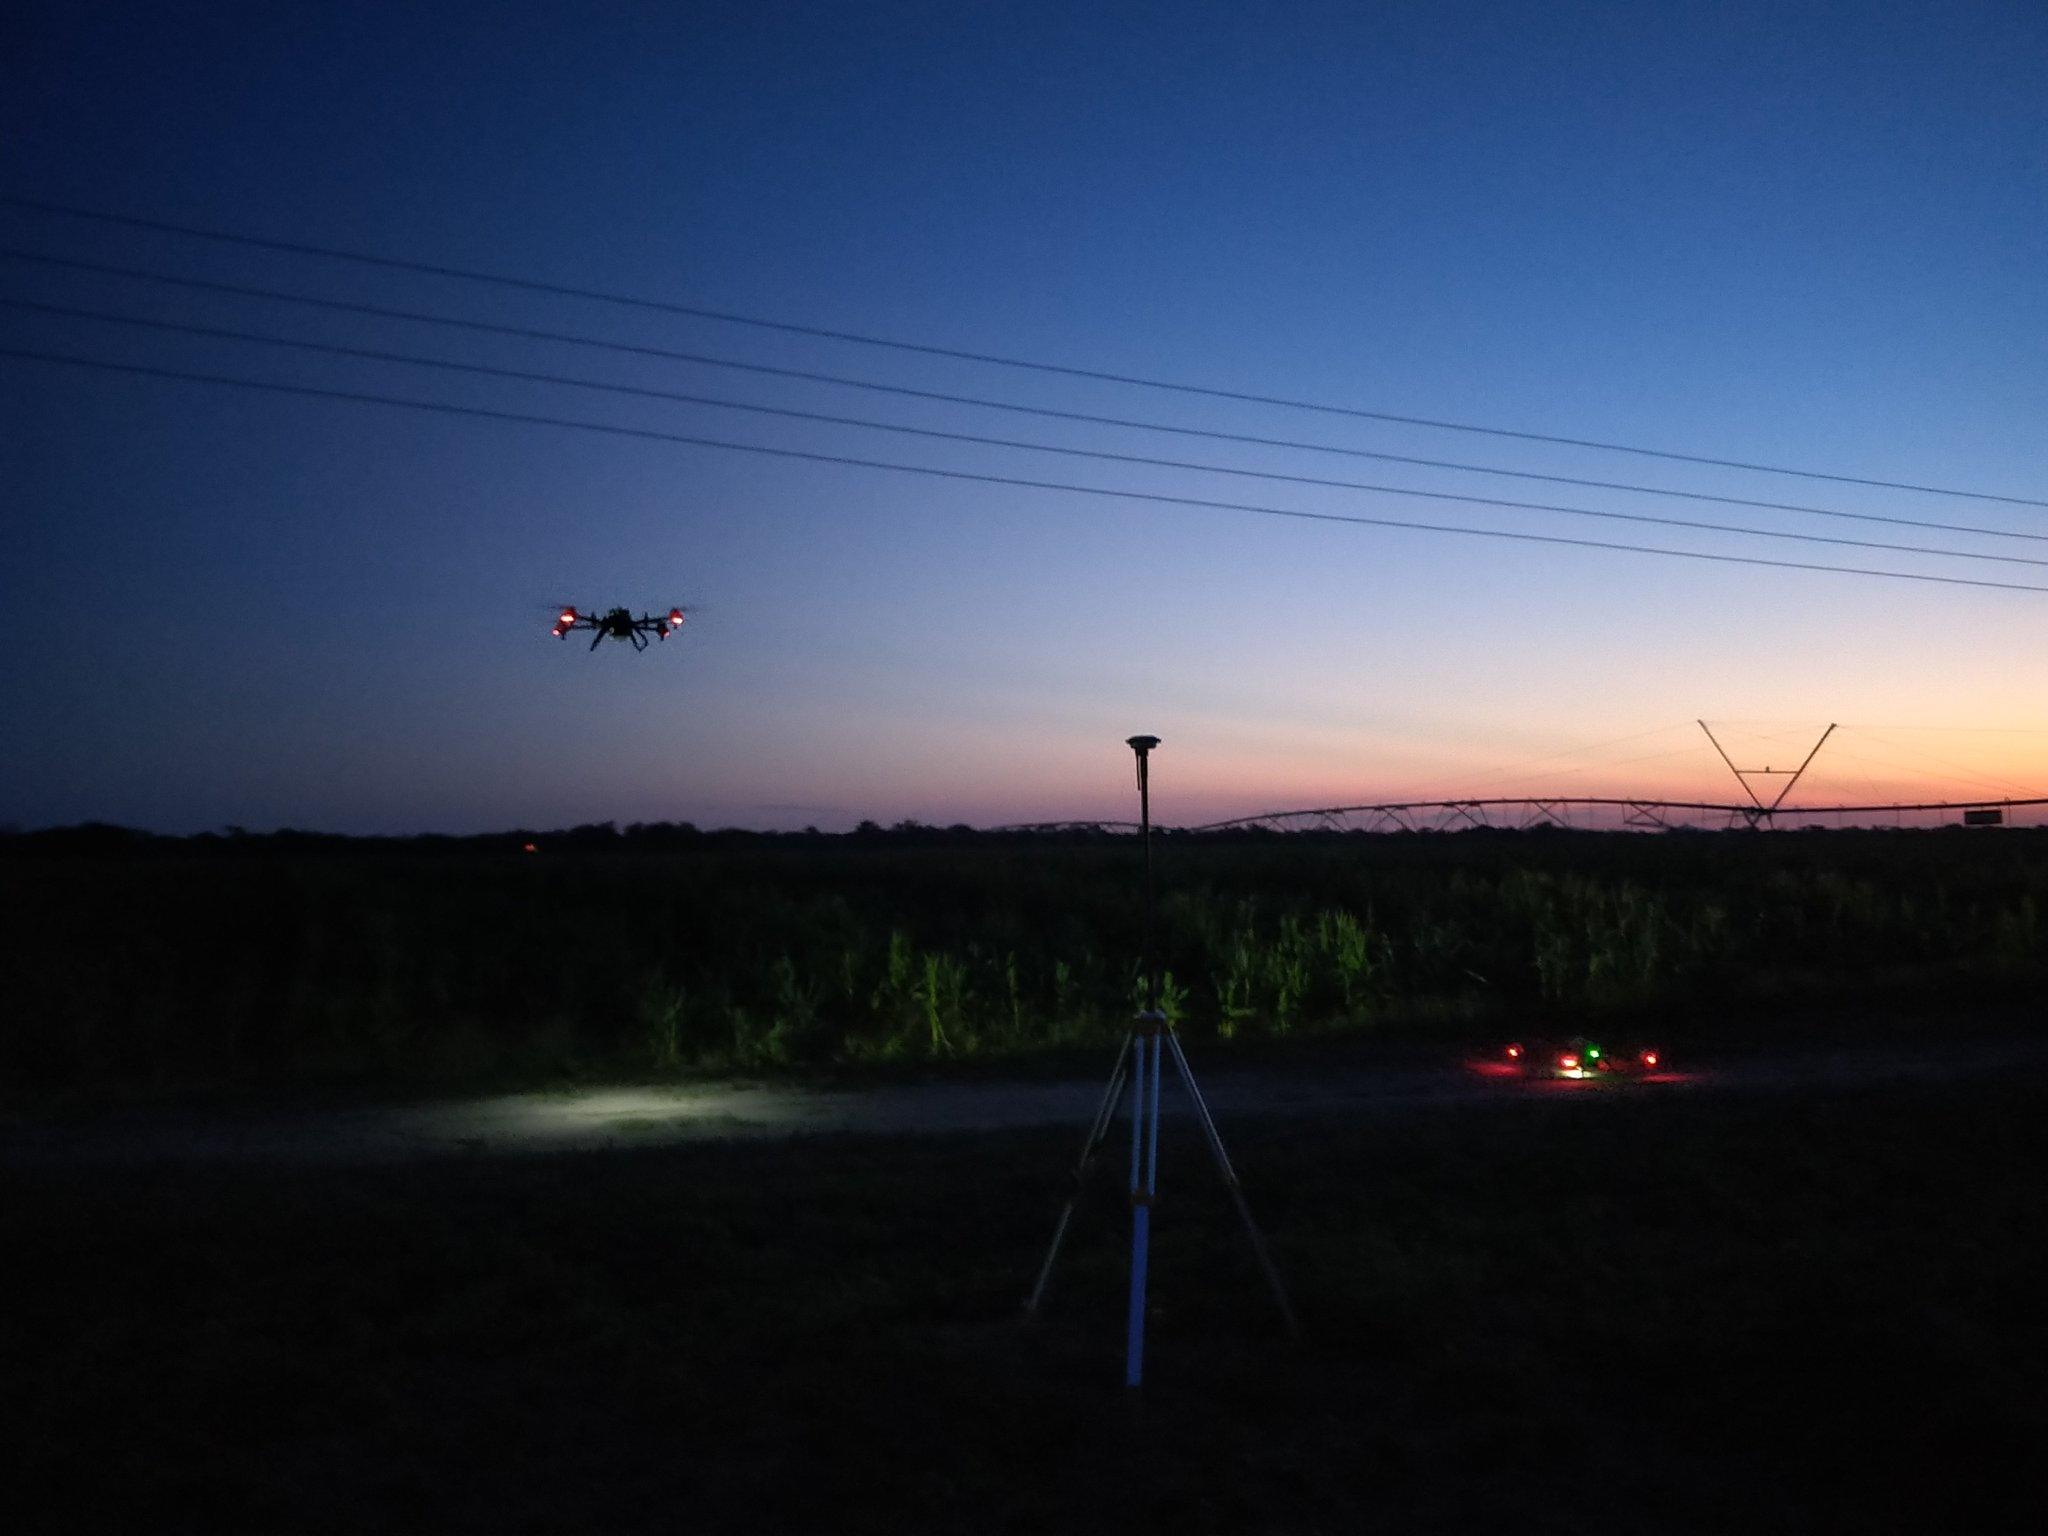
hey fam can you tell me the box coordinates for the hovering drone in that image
[549,606,689,651]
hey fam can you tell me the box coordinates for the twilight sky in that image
[4,0,2046,832]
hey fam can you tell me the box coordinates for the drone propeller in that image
[539,601,701,642]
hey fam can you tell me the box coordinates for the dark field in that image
[6,1076,2043,1533]
[6,825,2047,1097]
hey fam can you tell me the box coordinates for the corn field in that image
[5,826,2044,1090]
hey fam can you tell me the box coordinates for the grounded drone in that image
[550,606,690,651]
[1487,1036,1669,1081]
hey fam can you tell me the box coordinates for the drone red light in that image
[1559,1053,1579,1071]
[667,608,685,625]
[1505,1044,1522,1059]
[1642,1051,1660,1068]
[559,608,577,624]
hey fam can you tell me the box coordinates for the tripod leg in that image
[1023,1032,1133,1316]
[1164,1030,1300,1339]
[1124,1027,1160,1387]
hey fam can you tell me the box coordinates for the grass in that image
[5,1075,2043,1533]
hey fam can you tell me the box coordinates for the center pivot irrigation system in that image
[995,723,2048,834]
[1024,735,1299,1388]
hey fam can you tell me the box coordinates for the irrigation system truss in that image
[988,724,2048,834]
[991,794,2048,835]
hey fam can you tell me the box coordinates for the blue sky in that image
[4,1,2045,831]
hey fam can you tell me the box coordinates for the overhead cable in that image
[12,297,2045,572]
[6,342,2047,597]
[6,196,2043,509]
[5,248,2041,547]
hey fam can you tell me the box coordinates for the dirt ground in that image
[7,1037,2044,1167]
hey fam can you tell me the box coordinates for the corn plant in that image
[915,951,970,1056]
[637,969,687,1070]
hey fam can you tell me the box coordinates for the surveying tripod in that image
[1023,736,1298,1387]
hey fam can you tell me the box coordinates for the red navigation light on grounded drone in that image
[546,604,694,652]
[1488,1035,1669,1082]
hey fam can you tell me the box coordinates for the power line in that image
[14,295,2045,573]
[1821,746,2031,800]
[7,341,2048,597]
[1846,729,2037,796]
[8,195,2044,510]
[1448,723,1698,795]
[8,247,2043,548]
